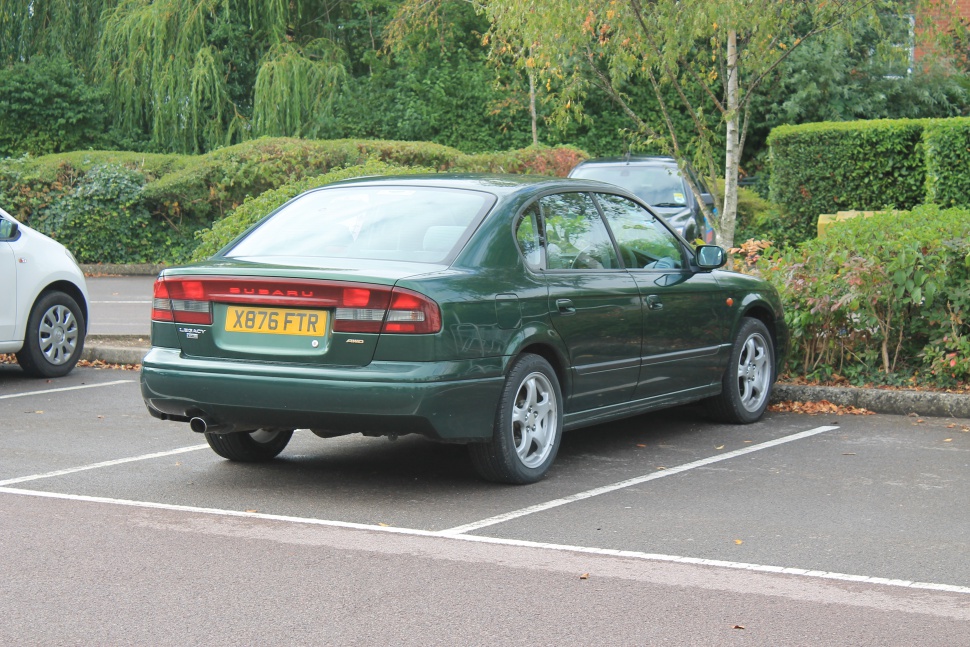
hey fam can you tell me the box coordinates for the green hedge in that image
[0,138,588,264]
[757,204,970,387]
[767,119,927,243]
[923,117,970,208]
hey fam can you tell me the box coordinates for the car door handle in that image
[646,295,663,311]
[556,299,576,315]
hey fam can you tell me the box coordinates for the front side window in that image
[540,192,619,270]
[226,186,494,263]
[595,193,684,270]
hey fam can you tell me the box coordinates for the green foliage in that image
[0,57,110,157]
[97,0,247,154]
[192,160,434,259]
[923,117,970,208]
[767,119,928,244]
[252,39,348,138]
[31,164,193,263]
[756,204,970,387]
[0,0,112,75]
[0,137,587,264]
[745,12,967,169]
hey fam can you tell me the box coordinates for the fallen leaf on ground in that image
[77,359,141,371]
[733,625,745,630]
[734,539,743,545]
[580,573,590,580]
[944,438,952,442]
[769,400,873,415]
[245,509,258,513]
[715,445,725,450]
[636,444,646,448]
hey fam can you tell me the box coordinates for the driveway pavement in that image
[1,364,969,644]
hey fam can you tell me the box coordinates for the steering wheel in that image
[570,246,605,270]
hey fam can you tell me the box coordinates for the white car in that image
[0,208,89,377]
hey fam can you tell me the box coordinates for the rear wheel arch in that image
[514,342,570,398]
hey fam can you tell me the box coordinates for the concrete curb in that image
[80,337,970,419]
[771,384,970,419]
[82,343,148,366]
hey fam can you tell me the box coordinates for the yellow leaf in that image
[245,509,258,513]
[944,438,953,442]
[734,539,743,545]
[34,410,43,414]
[580,573,590,580]
[715,445,725,450]
[378,522,390,527]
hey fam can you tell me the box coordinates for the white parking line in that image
[89,300,152,304]
[440,425,840,535]
[0,380,135,400]
[1,484,967,595]
[0,444,208,487]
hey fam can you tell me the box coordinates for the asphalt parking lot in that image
[2,360,969,645]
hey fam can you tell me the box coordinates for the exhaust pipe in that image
[189,416,231,434]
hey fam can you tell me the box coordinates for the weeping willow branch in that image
[252,39,348,138]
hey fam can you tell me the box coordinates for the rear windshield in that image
[226,186,494,263]
[571,165,687,207]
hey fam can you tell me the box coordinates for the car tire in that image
[707,317,775,423]
[469,354,563,484]
[204,429,294,462]
[16,290,86,378]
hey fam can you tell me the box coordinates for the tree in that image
[484,0,953,247]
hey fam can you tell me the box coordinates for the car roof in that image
[573,155,677,167]
[319,173,629,199]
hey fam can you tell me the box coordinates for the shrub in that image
[32,164,193,263]
[0,57,111,157]
[756,204,970,386]
[923,117,970,208]
[767,119,927,244]
[191,160,435,260]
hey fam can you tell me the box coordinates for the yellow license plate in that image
[224,306,327,336]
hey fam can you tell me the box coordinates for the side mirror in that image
[0,219,18,240]
[695,244,726,269]
[700,193,715,208]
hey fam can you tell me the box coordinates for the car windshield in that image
[226,186,493,263]
[572,165,687,207]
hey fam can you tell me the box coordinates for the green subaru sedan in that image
[141,175,787,484]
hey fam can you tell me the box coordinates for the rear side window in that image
[226,186,494,263]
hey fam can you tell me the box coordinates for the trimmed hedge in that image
[0,138,588,264]
[767,119,927,243]
[923,117,970,208]
[756,204,970,387]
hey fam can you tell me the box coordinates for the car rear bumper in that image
[140,347,505,442]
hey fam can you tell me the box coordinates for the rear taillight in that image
[152,278,212,324]
[151,277,441,334]
[380,289,441,334]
